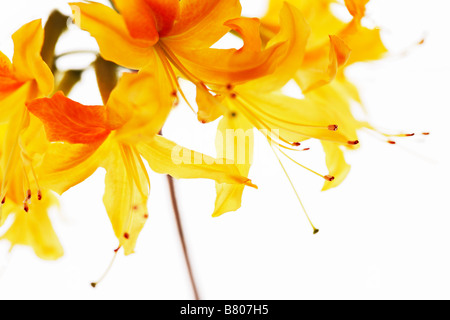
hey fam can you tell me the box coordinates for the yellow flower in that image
[27,70,257,255]
[258,0,388,191]
[187,3,359,218]
[0,20,62,260]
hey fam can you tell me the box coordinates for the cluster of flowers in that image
[0,0,390,260]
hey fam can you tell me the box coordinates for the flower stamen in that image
[271,145,319,235]
[91,247,121,288]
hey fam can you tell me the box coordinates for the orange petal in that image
[112,0,159,41]
[248,3,311,91]
[26,92,111,144]
[0,52,25,100]
[297,35,351,92]
[70,2,155,70]
[11,20,53,96]
[344,0,370,20]
[165,0,242,49]
[143,0,180,36]
[175,17,282,85]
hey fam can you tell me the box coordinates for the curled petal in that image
[297,35,351,92]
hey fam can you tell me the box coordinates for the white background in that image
[0,0,449,300]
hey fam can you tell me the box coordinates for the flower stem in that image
[166,175,200,300]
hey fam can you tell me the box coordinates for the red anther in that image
[1,197,5,205]
[324,175,335,182]
[328,125,338,131]
[388,140,396,145]
[422,132,430,136]
[37,190,42,201]
[124,233,130,240]
[348,140,360,145]
[200,120,207,124]
[24,203,29,213]
[303,148,310,151]
[27,189,32,200]
[226,84,233,91]
[114,246,122,253]
[293,142,301,147]
[230,93,237,99]
[405,133,415,137]
[132,205,139,211]
[171,90,177,97]
[144,214,149,219]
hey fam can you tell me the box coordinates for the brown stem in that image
[167,175,200,300]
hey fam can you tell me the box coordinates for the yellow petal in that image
[196,86,226,124]
[107,64,174,144]
[70,2,155,70]
[137,135,256,187]
[262,0,345,50]
[321,141,351,191]
[0,81,32,124]
[213,108,254,217]
[340,24,387,65]
[102,142,150,255]
[234,89,356,145]
[0,191,63,261]
[37,140,108,195]
[11,20,53,96]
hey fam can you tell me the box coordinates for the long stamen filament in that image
[271,145,319,234]
[277,147,334,181]
[91,247,120,288]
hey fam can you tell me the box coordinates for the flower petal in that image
[321,141,351,191]
[37,140,107,195]
[107,64,174,144]
[11,20,53,96]
[235,89,356,145]
[103,142,150,255]
[1,186,63,260]
[174,17,283,85]
[26,92,111,145]
[213,109,254,217]
[112,0,159,41]
[297,35,351,92]
[137,135,257,187]
[165,0,242,49]
[344,0,370,20]
[249,3,311,91]
[70,2,155,70]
